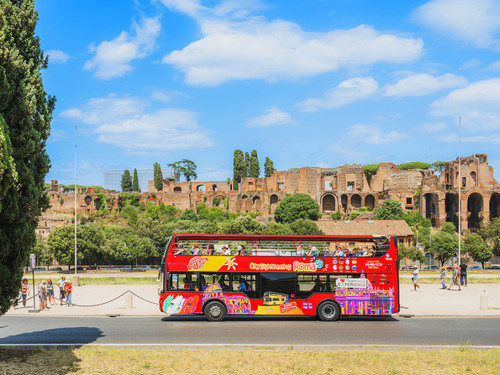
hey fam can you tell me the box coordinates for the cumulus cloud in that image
[430,78,500,129]
[246,107,294,127]
[345,125,408,144]
[161,2,423,85]
[47,49,69,64]
[383,73,467,97]
[84,17,161,80]
[60,95,214,153]
[297,77,378,112]
[414,0,500,50]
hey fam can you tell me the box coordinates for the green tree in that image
[264,157,274,178]
[233,150,245,183]
[168,159,197,182]
[396,162,431,170]
[121,170,132,192]
[440,222,456,234]
[374,200,404,220]
[430,161,446,175]
[363,164,378,183]
[289,219,322,235]
[153,162,163,191]
[463,232,492,269]
[180,209,198,221]
[32,235,52,267]
[0,0,55,315]
[274,193,320,223]
[478,218,500,256]
[398,245,426,263]
[430,230,458,266]
[133,168,140,192]
[245,151,250,177]
[249,150,260,178]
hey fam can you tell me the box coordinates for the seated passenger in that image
[223,245,231,256]
[207,243,215,256]
[174,244,185,256]
[183,277,189,289]
[307,245,318,257]
[323,246,331,256]
[334,247,344,257]
[364,250,375,257]
[219,276,229,291]
[238,278,248,292]
[238,245,247,256]
[296,245,304,256]
[191,243,201,256]
[311,277,324,292]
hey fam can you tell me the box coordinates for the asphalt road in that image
[1,316,499,348]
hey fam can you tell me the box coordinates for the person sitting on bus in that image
[200,276,207,290]
[191,243,201,256]
[238,245,247,256]
[307,245,318,257]
[364,249,375,257]
[183,277,189,289]
[296,245,304,256]
[312,277,324,292]
[334,247,344,257]
[206,243,215,256]
[238,278,248,292]
[219,276,229,291]
[174,244,185,255]
[323,246,331,256]
[222,245,231,255]
[354,247,364,257]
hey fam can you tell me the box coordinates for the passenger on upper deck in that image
[191,243,201,255]
[174,244,185,255]
[238,245,247,256]
[206,243,215,256]
[296,245,304,256]
[222,244,231,256]
[307,245,318,257]
[334,247,344,257]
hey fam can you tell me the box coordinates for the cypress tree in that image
[249,150,260,178]
[121,170,132,192]
[0,0,55,314]
[244,151,250,177]
[233,149,245,183]
[133,168,140,192]
[153,162,163,191]
[264,157,274,178]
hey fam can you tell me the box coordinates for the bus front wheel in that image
[317,301,341,321]
[204,301,227,322]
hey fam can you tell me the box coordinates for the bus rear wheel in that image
[317,301,341,321]
[204,301,227,322]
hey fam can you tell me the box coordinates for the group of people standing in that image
[19,276,72,310]
[441,261,468,291]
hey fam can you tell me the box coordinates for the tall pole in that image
[458,117,461,263]
[74,122,77,276]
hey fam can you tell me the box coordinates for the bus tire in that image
[317,301,341,321]
[204,301,227,322]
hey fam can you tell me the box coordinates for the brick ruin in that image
[37,154,500,238]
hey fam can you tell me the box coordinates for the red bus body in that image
[159,234,399,319]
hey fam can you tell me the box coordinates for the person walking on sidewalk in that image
[19,278,30,307]
[460,261,468,286]
[448,261,461,291]
[440,266,447,289]
[38,280,48,310]
[412,265,420,291]
[56,276,66,305]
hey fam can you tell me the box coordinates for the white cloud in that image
[346,125,409,144]
[414,0,500,50]
[246,107,294,127]
[47,49,69,64]
[60,95,214,153]
[161,2,423,85]
[84,17,161,80]
[297,77,378,112]
[151,90,172,102]
[422,122,447,132]
[383,73,467,97]
[430,78,500,129]
[486,60,500,71]
[460,59,482,70]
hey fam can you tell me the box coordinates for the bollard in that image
[73,275,80,287]
[480,289,488,310]
[125,293,133,309]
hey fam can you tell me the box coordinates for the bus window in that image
[231,274,257,298]
[259,273,296,298]
[167,272,198,291]
[200,273,232,291]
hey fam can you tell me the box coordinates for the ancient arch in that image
[252,196,260,204]
[470,171,477,186]
[84,196,92,205]
[212,184,218,192]
[445,193,459,230]
[364,194,375,210]
[242,195,248,199]
[341,194,348,213]
[196,185,206,192]
[322,194,336,212]
[467,193,484,231]
[351,194,361,209]
[270,194,279,205]
[94,198,101,210]
[490,193,500,220]
[173,187,182,193]
[424,193,439,227]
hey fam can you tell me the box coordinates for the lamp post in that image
[458,117,461,264]
[74,123,78,278]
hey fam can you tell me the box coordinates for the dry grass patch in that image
[1,347,499,375]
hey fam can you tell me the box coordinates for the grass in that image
[0,347,499,375]
[398,276,500,284]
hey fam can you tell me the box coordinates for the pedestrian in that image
[440,266,447,289]
[412,265,420,291]
[64,279,73,306]
[448,262,461,291]
[38,280,47,310]
[56,276,66,305]
[46,278,55,305]
[460,261,468,286]
[19,278,30,307]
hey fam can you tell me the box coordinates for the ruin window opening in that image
[406,197,412,204]
[322,194,336,212]
[173,187,182,193]
[196,185,206,192]
[341,194,348,213]
[324,181,333,191]
[462,177,466,188]
[278,182,284,191]
[470,171,477,185]
[467,193,484,232]
[270,194,279,205]
[347,181,354,191]
[212,184,218,191]
[365,195,375,210]
[351,194,361,209]
[490,193,500,220]
[445,193,458,231]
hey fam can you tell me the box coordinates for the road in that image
[1,316,499,348]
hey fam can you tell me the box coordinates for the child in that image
[440,267,447,289]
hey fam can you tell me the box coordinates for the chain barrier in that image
[13,292,39,309]
[14,290,157,309]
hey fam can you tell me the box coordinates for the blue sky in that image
[37,0,500,187]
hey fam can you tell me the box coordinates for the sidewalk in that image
[5,283,500,317]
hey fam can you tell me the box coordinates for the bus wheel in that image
[204,301,226,322]
[317,301,341,321]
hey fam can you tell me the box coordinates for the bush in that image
[274,194,320,223]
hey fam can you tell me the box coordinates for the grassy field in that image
[0,347,499,375]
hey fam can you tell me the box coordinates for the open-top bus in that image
[159,234,399,321]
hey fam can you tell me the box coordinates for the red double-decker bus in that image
[159,234,399,321]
